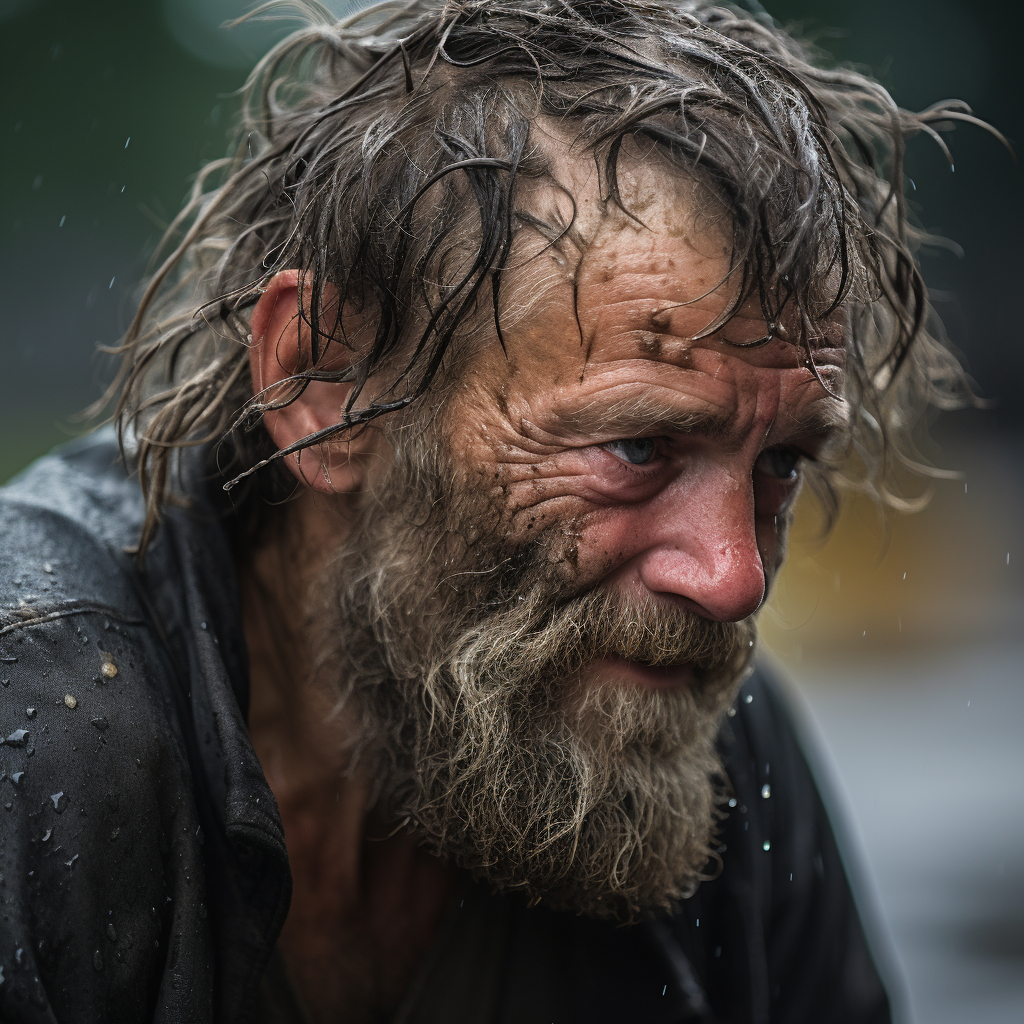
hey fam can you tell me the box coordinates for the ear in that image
[249,270,385,493]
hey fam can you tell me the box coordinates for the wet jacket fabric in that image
[0,431,892,1024]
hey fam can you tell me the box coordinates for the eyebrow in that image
[554,392,848,444]
[555,395,732,440]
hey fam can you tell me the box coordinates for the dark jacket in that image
[0,431,892,1024]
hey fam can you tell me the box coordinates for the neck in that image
[239,491,456,1024]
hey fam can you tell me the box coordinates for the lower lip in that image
[590,655,696,691]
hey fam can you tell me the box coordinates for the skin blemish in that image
[638,332,662,357]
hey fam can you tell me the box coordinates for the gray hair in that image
[108,0,982,550]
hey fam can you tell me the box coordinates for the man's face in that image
[319,166,845,922]
[449,167,846,664]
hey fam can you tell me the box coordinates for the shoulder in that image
[0,429,148,624]
[0,438,213,1021]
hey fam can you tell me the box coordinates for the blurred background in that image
[1,0,1021,1020]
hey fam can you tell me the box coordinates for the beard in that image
[314,421,756,923]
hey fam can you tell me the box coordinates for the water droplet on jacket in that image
[50,791,67,813]
[26,708,36,719]
[106,922,117,942]
[65,854,78,869]
[5,729,29,747]
[93,949,103,972]
[90,717,109,731]
[100,659,118,679]
[11,772,24,785]
[42,829,51,842]
[200,621,207,630]
[63,694,77,709]
[744,694,753,704]
[728,797,737,808]
[761,784,771,799]
[763,841,771,851]
[14,947,24,967]
[726,706,736,717]
[42,563,53,574]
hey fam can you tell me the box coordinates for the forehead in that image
[495,162,845,384]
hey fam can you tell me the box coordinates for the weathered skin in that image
[445,178,846,685]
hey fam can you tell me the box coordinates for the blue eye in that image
[755,447,802,480]
[603,438,658,465]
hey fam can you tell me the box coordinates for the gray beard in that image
[314,428,756,923]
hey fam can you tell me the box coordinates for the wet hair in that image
[108,0,984,550]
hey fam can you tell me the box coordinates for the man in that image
[0,1,971,1021]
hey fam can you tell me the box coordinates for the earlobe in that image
[248,270,384,494]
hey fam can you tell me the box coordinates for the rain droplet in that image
[728,797,738,808]
[200,622,207,630]
[42,829,51,842]
[5,729,29,747]
[26,708,36,719]
[65,854,78,869]
[63,694,77,709]
[726,707,736,717]
[744,694,753,704]
[100,659,118,679]
[106,922,117,942]
[93,949,103,971]
[42,562,53,574]
[90,717,109,732]
[761,784,771,799]
[14,947,24,967]
[762,841,771,851]
[11,772,24,785]
[50,791,67,813]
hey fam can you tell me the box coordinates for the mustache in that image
[439,584,753,690]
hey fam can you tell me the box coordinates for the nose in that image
[633,472,766,622]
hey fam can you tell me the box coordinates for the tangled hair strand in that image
[107,0,986,552]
